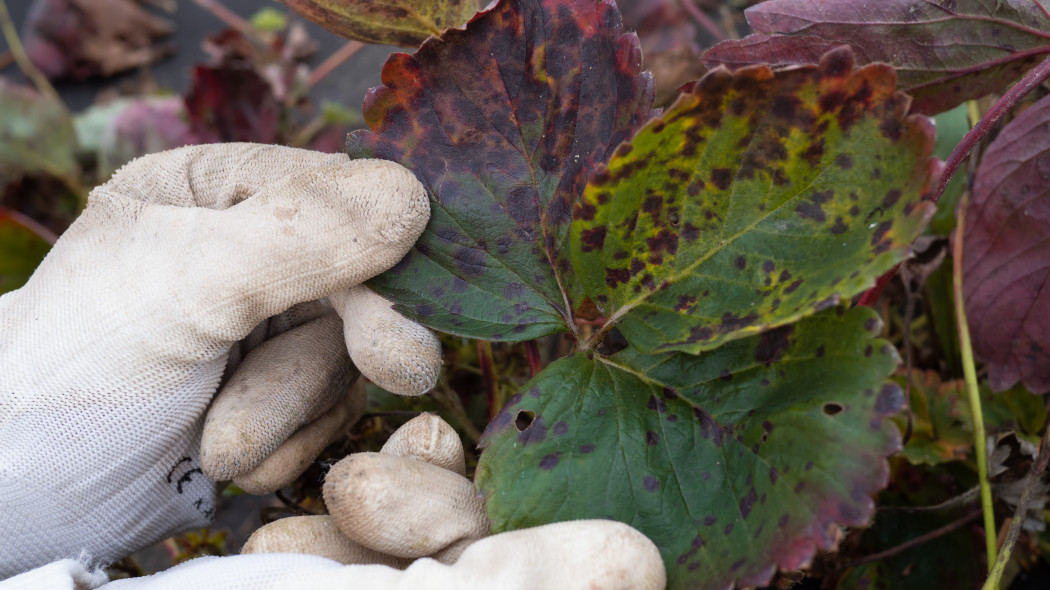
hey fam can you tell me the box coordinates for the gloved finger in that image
[329,285,441,396]
[200,313,359,481]
[91,521,665,590]
[380,413,466,476]
[232,380,366,495]
[323,453,490,559]
[93,144,429,341]
[225,301,332,378]
[241,515,411,569]
[420,520,667,590]
[104,143,349,209]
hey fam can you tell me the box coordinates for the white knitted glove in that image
[0,143,442,578]
[2,521,666,590]
[0,416,667,590]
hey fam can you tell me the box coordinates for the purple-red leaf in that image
[702,0,1050,115]
[963,92,1050,394]
[354,0,654,341]
[184,66,279,144]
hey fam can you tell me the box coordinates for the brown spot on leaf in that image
[675,294,698,312]
[579,226,606,252]
[795,202,825,222]
[689,325,714,342]
[740,488,758,518]
[711,168,733,190]
[755,325,793,365]
[605,267,630,288]
[883,189,901,208]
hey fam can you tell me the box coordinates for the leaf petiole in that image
[952,192,997,577]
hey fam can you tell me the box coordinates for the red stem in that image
[307,40,365,89]
[858,54,1050,307]
[477,340,497,419]
[525,340,541,377]
[192,0,255,36]
[678,0,726,42]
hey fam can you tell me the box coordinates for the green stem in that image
[952,191,997,576]
[0,0,60,103]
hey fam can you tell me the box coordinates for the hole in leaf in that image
[515,410,535,431]
[822,403,844,416]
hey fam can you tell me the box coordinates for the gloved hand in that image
[1,415,667,589]
[0,143,442,577]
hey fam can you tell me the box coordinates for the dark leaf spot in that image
[644,475,658,491]
[711,168,732,190]
[539,454,560,470]
[755,325,793,365]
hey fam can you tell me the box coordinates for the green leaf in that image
[892,370,1047,466]
[891,370,973,466]
[352,0,654,341]
[0,209,54,295]
[571,48,935,355]
[0,82,78,182]
[282,0,487,47]
[476,306,903,590]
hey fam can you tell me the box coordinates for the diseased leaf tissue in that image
[349,0,934,587]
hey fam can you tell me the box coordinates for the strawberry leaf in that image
[476,306,903,590]
[353,0,654,341]
[281,0,487,47]
[702,0,1050,115]
[963,91,1050,394]
[572,48,935,355]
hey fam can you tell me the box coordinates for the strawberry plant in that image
[7,0,1050,587]
[324,0,1050,587]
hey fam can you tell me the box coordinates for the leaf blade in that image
[702,0,1050,115]
[572,49,934,354]
[281,0,488,47]
[354,0,654,341]
[963,91,1050,394]
[476,306,904,590]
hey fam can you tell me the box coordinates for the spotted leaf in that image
[702,0,1050,116]
[964,91,1050,394]
[281,0,487,47]
[353,0,654,341]
[476,306,903,590]
[572,48,935,355]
